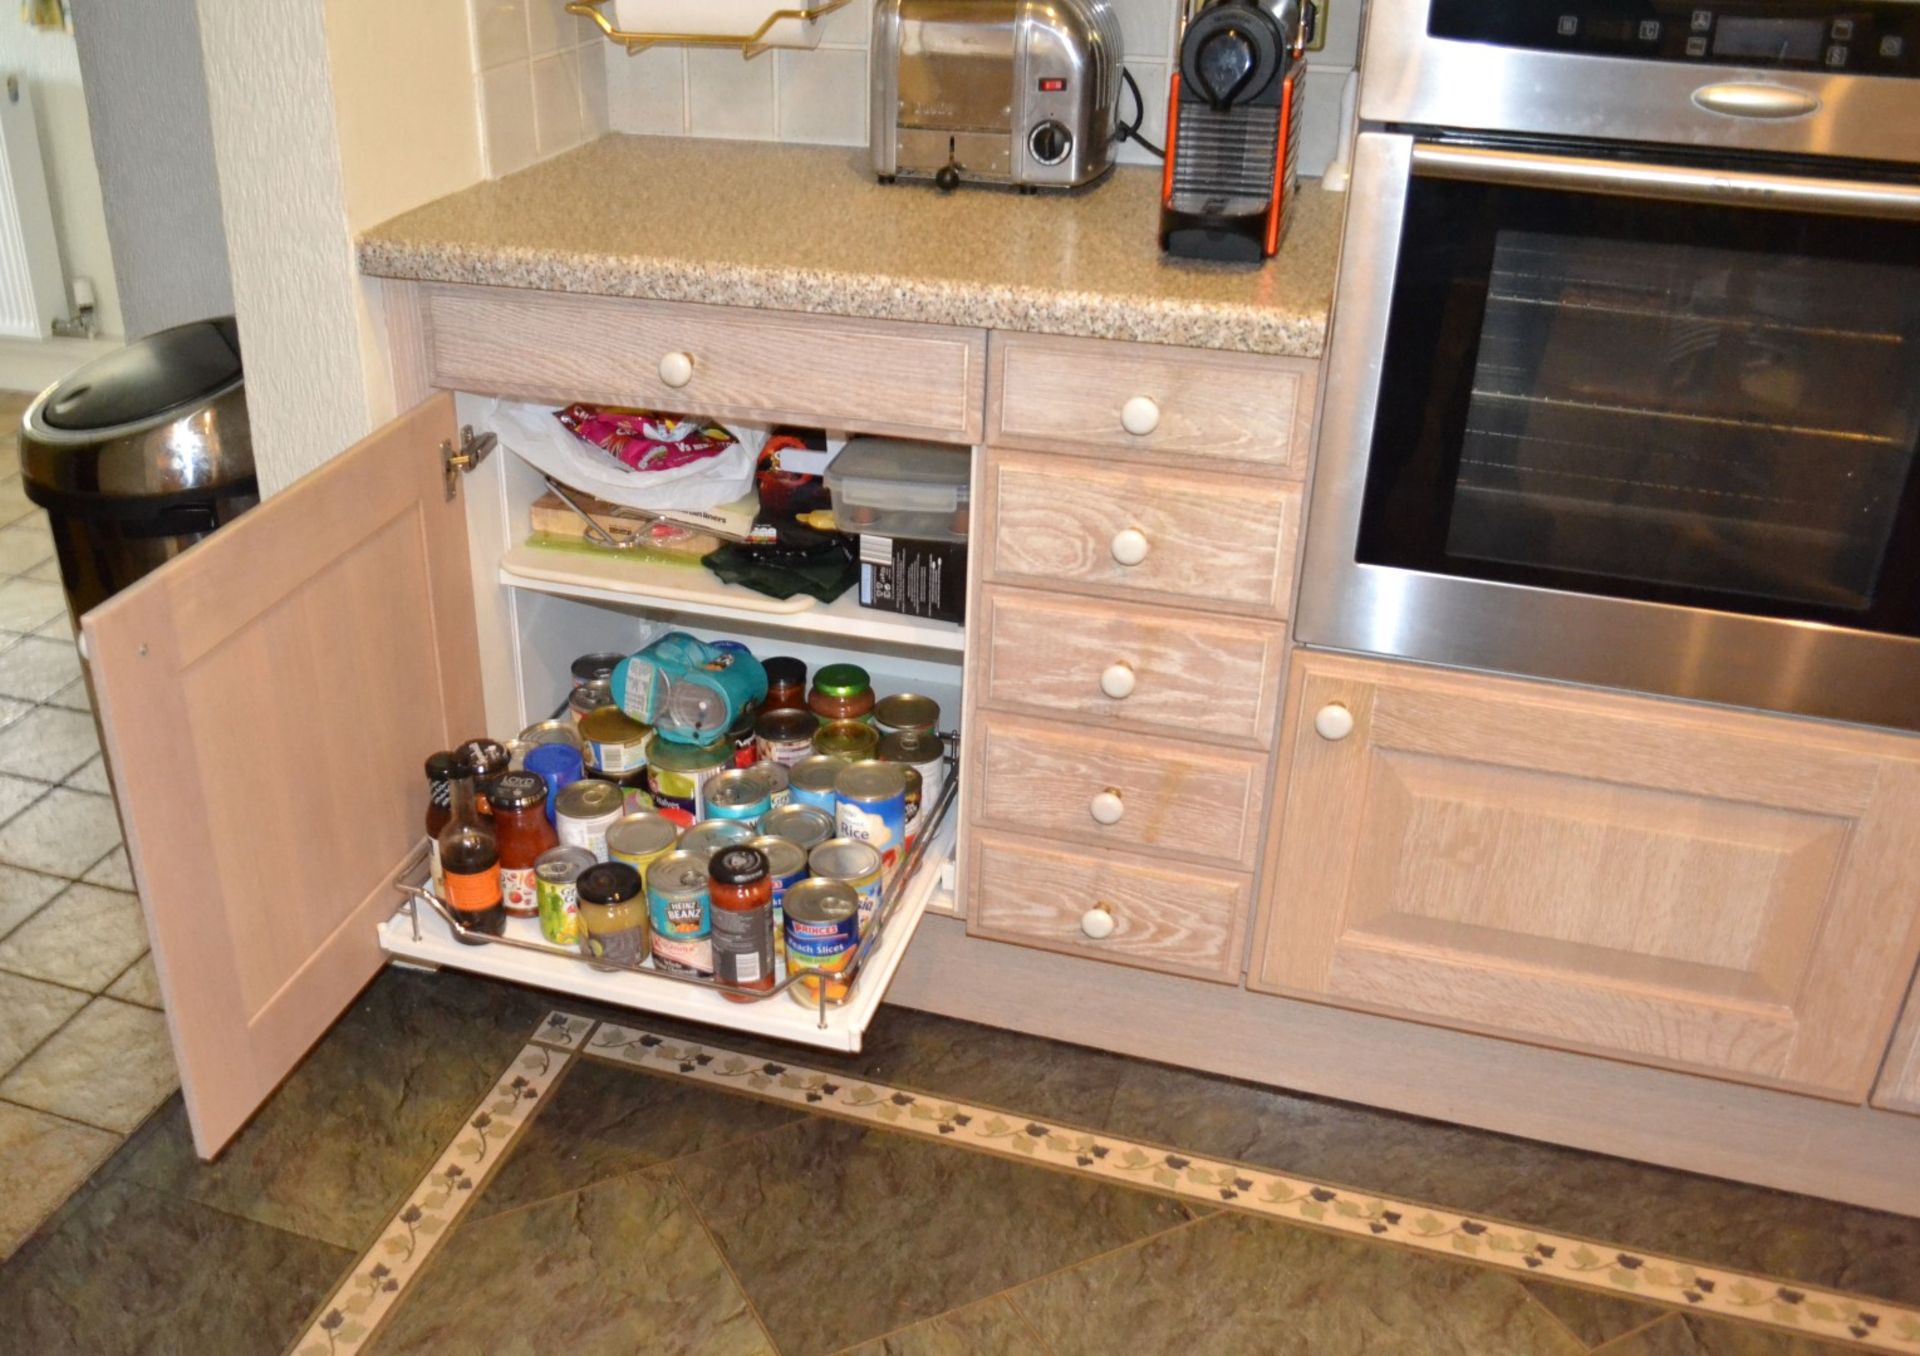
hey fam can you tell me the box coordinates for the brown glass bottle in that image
[439,771,504,942]
[423,752,456,897]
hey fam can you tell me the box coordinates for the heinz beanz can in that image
[748,834,808,960]
[647,850,713,977]
[789,754,847,814]
[809,837,884,933]
[606,810,678,887]
[834,760,908,871]
[534,845,596,946]
[785,878,861,1007]
[703,768,772,827]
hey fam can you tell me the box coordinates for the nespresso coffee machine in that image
[1160,0,1309,262]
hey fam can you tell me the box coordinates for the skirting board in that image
[0,333,119,396]
[883,915,1920,1217]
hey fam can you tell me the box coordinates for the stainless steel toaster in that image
[871,0,1122,191]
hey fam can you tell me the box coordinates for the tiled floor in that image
[0,391,173,1260]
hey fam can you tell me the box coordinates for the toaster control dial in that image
[1028,120,1074,167]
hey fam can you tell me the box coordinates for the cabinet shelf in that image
[498,545,965,653]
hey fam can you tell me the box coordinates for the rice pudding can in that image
[647,850,714,977]
[834,760,908,871]
[554,779,625,859]
[534,846,596,946]
[703,768,771,828]
[606,810,679,887]
[761,802,834,854]
[789,754,847,814]
[784,878,860,1007]
[809,837,884,933]
[747,834,808,960]
[679,818,756,860]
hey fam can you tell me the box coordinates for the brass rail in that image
[566,0,853,57]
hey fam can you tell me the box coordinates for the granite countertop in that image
[356,135,1344,358]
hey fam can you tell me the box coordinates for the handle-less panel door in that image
[85,395,483,1156]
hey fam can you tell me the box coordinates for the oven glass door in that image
[1358,156,1920,637]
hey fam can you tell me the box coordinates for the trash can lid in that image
[39,317,241,433]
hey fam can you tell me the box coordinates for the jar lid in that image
[457,738,509,776]
[488,771,549,811]
[425,751,458,784]
[764,656,806,688]
[571,652,625,684]
[710,846,769,887]
[813,663,871,698]
[577,861,643,905]
[873,693,940,732]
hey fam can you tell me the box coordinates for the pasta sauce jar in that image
[489,772,558,917]
[808,663,875,724]
[709,846,774,1003]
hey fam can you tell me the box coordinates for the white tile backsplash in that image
[686,47,777,139]
[776,47,867,147]
[608,46,689,134]
[527,0,574,56]
[1114,61,1168,168]
[472,0,608,173]
[474,0,530,69]
[481,62,539,175]
[532,49,587,155]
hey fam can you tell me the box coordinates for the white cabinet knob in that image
[1100,662,1136,700]
[1314,702,1355,741]
[1110,527,1150,567]
[1080,902,1117,940]
[1120,395,1161,436]
[1089,789,1125,825]
[658,351,695,388]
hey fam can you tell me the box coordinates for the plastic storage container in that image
[824,438,970,543]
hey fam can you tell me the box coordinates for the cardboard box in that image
[858,534,966,624]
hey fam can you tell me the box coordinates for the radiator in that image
[0,74,66,340]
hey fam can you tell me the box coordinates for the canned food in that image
[873,693,940,736]
[835,760,909,871]
[785,878,861,1007]
[590,768,653,816]
[606,810,679,886]
[879,729,947,822]
[747,834,808,960]
[754,707,818,767]
[645,733,731,828]
[680,818,756,860]
[900,764,923,850]
[750,761,791,810]
[535,845,596,946]
[517,719,586,757]
[762,802,834,853]
[704,768,772,827]
[580,707,651,777]
[579,861,648,969]
[647,850,713,977]
[813,719,880,763]
[809,837,884,932]
[555,779,625,859]
[570,679,613,724]
[790,753,850,813]
[572,652,625,687]
[727,708,760,769]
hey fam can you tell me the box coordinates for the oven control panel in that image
[1428,0,1920,75]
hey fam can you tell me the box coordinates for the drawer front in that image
[975,712,1267,867]
[991,332,1314,475]
[967,829,1250,982]
[987,450,1299,617]
[424,284,987,441]
[981,587,1286,747]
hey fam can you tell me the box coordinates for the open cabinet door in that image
[83,395,484,1157]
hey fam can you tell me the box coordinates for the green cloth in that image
[702,542,858,604]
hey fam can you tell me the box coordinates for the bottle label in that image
[712,903,773,987]
[501,866,538,917]
[444,866,501,912]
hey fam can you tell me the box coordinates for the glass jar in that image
[578,861,648,969]
[813,719,880,763]
[763,656,808,713]
[439,771,503,942]
[808,663,875,724]
[423,751,456,896]
[489,771,558,918]
[709,846,774,1003]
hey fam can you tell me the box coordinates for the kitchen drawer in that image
[423,284,987,441]
[986,449,1299,617]
[989,332,1315,475]
[979,587,1286,748]
[967,829,1250,982]
[974,712,1268,868]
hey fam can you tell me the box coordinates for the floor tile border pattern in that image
[283,1011,595,1356]
[584,1022,1917,1354]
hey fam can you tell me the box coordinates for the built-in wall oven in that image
[1295,0,1920,731]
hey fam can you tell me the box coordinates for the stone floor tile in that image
[0,860,68,936]
[368,1169,775,1355]
[44,676,91,712]
[0,636,80,702]
[838,1296,1052,1356]
[1005,1211,1585,1356]
[103,953,161,1009]
[0,705,100,781]
[0,442,18,478]
[0,522,52,575]
[81,846,133,891]
[34,611,74,643]
[1589,1312,1865,1354]
[0,883,146,991]
[23,558,59,583]
[0,475,34,527]
[0,969,89,1072]
[0,997,175,1132]
[0,578,66,632]
[673,1115,1201,1356]
[63,755,109,794]
[0,788,122,876]
[473,1057,804,1220]
[0,1103,120,1260]
[1519,1278,1670,1348]
[0,1177,350,1356]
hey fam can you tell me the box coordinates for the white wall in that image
[0,8,121,337]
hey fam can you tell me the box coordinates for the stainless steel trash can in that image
[19,316,255,619]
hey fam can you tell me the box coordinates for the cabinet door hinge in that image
[441,425,497,501]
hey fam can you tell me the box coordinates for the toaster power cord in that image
[1117,68,1166,160]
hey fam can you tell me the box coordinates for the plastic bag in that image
[477,397,759,511]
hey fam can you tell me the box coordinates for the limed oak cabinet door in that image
[1253,653,1920,1101]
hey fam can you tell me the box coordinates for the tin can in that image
[750,761,791,810]
[645,732,731,827]
[606,810,679,887]
[727,708,759,769]
[879,729,946,824]
[762,802,834,853]
[809,837,884,932]
[748,834,808,960]
[590,768,653,816]
[580,707,651,777]
[704,767,772,827]
[813,719,880,763]
[785,878,861,1007]
[534,845,596,946]
[754,707,818,767]
[555,779,625,859]
[835,760,908,871]
[790,753,849,813]
[647,850,713,977]
[517,719,586,757]
[900,764,923,850]
[579,861,648,969]
[680,818,756,860]
[572,652,625,688]
[873,693,940,736]
[569,679,613,724]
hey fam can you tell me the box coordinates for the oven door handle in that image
[1410,142,1920,222]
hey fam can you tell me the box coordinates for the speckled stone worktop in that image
[356,135,1344,358]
